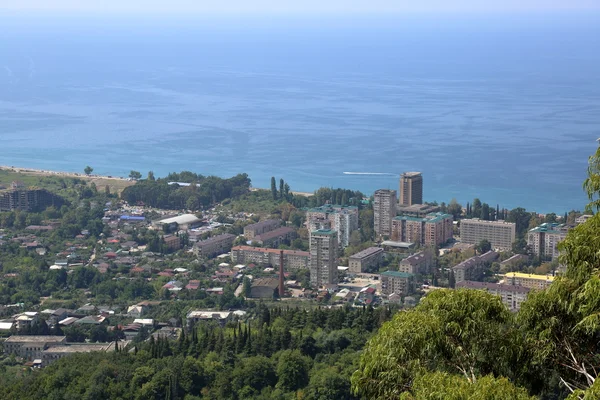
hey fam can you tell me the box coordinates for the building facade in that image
[452,251,499,283]
[373,189,397,237]
[398,251,434,275]
[193,234,236,258]
[391,212,453,246]
[527,223,569,260]
[459,219,516,250]
[309,230,338,287]
[230,246,310,270]
[0,188,64,212]
[243,219,281,239]
[399,172,423,206]
[504,272,555,290]
[456,281,530,311]
[3,336,66,361]
[253,227,297,248]
[306,205,358,248]
[380,270,415,296]
[348,247,384,273]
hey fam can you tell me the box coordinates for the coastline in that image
[0,165,314,197]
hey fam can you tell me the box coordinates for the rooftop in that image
[43,343,114,353]
[307,204,358,214]
[529,223,569,235]
[457,280,530,294]
[244,219,280,230]
[158,214,201,226]
[187,310,231,320]
[254,227,296,242]
[349,247,384,259]
[380,270,414,278]
[505,272,555,282]
[311,229,337,236]
[5,335,66,343]
[232,245,309,257]
[461,219,516,226]
[196,233,236,246]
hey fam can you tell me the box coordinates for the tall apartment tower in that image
[399,172,423,206]
[374,189,397,237]
[309,230,338,288]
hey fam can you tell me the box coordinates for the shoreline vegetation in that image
[0,165,313,197]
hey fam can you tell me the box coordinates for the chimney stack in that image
[279,250,285,297]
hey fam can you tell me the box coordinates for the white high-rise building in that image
[309,230,338,288]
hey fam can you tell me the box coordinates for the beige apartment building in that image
[253,227,297,248]
[398,251,434,275]
[3,335,66,361]
[373,189,397,237]
[243,219,281,239]
[399,172,423,206]
[310,230,338,287]
[460,219,516,250]
[391,212,453,246]
[527,223,568,260]
[193,234,236,258]
[452,251,499,283]
[380,270,415,296]
[504,272,554,290]
[456,281,530,311]
[231,245,310,270]
[348,247,384,273]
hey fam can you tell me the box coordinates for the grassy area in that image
[0,167,134,195]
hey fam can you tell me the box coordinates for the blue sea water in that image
[0,13,599,213]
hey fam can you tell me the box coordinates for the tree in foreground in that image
[351,289,526,399]
[129,170,142,180]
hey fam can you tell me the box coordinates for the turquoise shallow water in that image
[0,13,599,213]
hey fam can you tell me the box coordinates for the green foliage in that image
[84,166,93,175]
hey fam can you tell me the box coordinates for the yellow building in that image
[504,272,554,290]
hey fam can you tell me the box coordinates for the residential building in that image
[373,189,397,237]
[231,246,309,270]
[391,212,453,246]
[244,219,281,239]
[380,270,415,296]
[399,172,423,206]
[576,214,593,225]
[193,234,236,258]
[452,251,499,283]
[3,335,66,361]
[306,205,358,248]
[0,188,65,212]
[253,227,297,248]
[348,247,384,273]
[456,281,530,311]
[460,219,516,250]
[310,230,339,287]
[163,234,181,251]
[527,223,569,260]
[504,272,555,290]
[398,251,434,275]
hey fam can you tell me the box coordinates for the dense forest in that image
[0,305,393,400]
[120,173,251,210]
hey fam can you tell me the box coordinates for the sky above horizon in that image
[1,0,600,15]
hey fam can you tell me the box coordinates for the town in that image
[0,167,583,372]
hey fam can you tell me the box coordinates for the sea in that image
[0,12,599,214]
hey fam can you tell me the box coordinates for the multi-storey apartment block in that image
[391,212,453,246]
[243,219,281,239]
[348,247,384,273]
[380,270,415,296]
[504,272,554,290]
[460,219,516,250]
[310,229,338,287]
[452,251,499,283]
[456,281,530,311]
[527,223,569,260]
[399,172,423,206]
[306,205,358,248]
[373,189,397,237]
[193,234,236,258]
[231,246,310,270]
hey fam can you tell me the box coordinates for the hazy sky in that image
[2,0,599,15]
